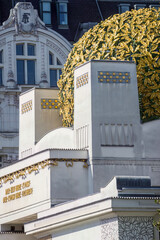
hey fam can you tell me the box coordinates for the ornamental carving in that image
[0,159,88,185]
[118,216,153,240]
[46,39,67,62]
[101,218,119,240]
[2,2,46,34]
[19,3,32,10]
[0,38,6,48]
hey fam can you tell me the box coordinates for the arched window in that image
[16,43,36,85]
[49,52,62,87]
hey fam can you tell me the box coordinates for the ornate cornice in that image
[0,159,88,185]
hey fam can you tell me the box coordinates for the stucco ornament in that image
[118,216,153,240]
[3,2,46,34]
[58,7,160,126]
[101,218,119,240]
[6,70,16,88]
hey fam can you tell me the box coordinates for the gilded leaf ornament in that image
[58,7,160,126]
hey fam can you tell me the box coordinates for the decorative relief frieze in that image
[41,43,45,72]
[8,70,14,79]
[76,73,88,89]
[46,39,67,62]
[151,166,160,172]
[76,125,89,149]
[100,123,134,146]
[0,159,88,185]
[21,100,32,114]
[98,71,130,83]
[8,42,12,70]
[118,217,153,240]
[101,218,119,240]
[19,3,32,9]
[41,98,59,109]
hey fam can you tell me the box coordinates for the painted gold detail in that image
[21,100,32,114]
[66,161,73,167]
[41,99,59,109]
[3,180,33,203]
[83,162,88,168]
[76,72,89,89]
[0,159,88,185]
[98,71,130,83]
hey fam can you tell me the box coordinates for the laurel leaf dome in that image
[58,7,160,126]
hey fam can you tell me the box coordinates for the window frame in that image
[118,4,130,14]
[149,5,160,10]
[49,51,63,88]
[134,4,146,10]
[40,0,52,26]
[16,43,36,85]
[56,0,68,27]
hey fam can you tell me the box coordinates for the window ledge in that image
[58,24,69,29]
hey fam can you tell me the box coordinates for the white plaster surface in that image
[74,60,142,160]
[25,177,160,239]
[0,148,88,224]
[35,128,74,152]
[51,220,101,240]
[0,234,36,240]
[142,119,160,158]
[0,166,51,224]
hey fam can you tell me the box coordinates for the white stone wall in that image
[0,233,36,240]
[52,220,101,240]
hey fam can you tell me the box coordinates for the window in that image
[50,70,57,87]
[149,5,160,10]
[56,1,68,26]
[49,52,54,65]
[27,60,35,84]
[16,43,36,85]
[0,50,3,64]
[49,52,62,87]
[0,50,3,86]
[40,1,52,25]
[17,60,25,84]
[16,44,24,55]
[118,4,130,14]
[134,4,146,10]
[27,44,35,56]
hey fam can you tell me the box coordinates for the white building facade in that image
[0,2,71,167]
[0,60,159,239]
[0,4,160,239]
